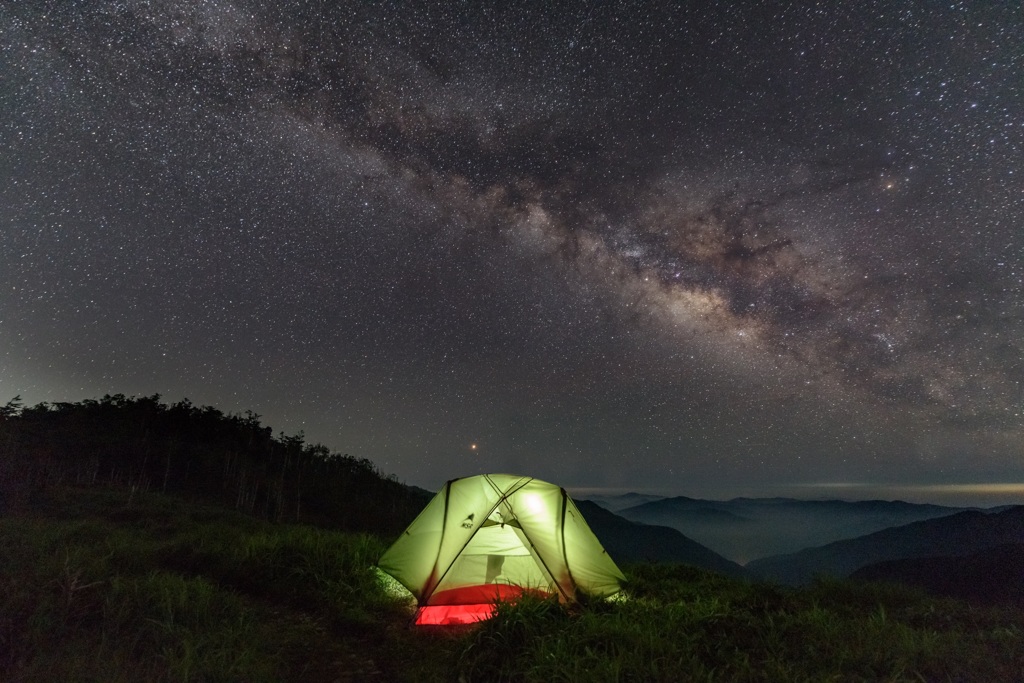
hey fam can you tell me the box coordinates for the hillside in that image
[0,394,755,583]
[2,395,1024,680]
[574,500,749,578]
[851,543,1024,605]
[747,507,1024,584]
[3,486,1024,681]
[0,394,429,536]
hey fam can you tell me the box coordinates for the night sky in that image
[3,1,1022,504]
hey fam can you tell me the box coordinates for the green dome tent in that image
[378,473,625,625]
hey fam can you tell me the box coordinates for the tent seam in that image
[421,479,453,605]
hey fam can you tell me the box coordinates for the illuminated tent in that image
[377,473,625,625]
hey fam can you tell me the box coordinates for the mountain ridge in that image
[747,506,1024,584]
[611,495,971,563]
[574,500,749,579]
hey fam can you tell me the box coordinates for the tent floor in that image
[415,584,552,625]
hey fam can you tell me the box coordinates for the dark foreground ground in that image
[3,487,1023,682]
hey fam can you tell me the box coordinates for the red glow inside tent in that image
[414,584,548,625]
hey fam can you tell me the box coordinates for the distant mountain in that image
[583,492,665,512]
[851,543,1024,605]
[747,506,1024,585]
[575,500,748,579]
[615,496,969,563]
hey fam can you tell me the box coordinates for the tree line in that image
[0,394,428,536]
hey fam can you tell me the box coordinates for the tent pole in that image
[421,480,453,604]
[560,489,578,598]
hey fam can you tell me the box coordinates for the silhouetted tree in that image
[0,394,428,535]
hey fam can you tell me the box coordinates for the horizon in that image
[567,484,1024,509]
[5,389,1023,509]
[3,4,1021,501]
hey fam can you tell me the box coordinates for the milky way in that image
[2,1,1022,499]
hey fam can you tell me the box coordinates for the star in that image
[0,0,1020,503]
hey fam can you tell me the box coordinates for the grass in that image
[0,488,412,682]
[2,487,1023,682]
[458,566,1024,682]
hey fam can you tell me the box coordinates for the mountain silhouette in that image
[613,496,967,563]
[747,506,1024,584]
[576,500,748,578]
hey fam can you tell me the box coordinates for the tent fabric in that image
[377,473,625,624]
